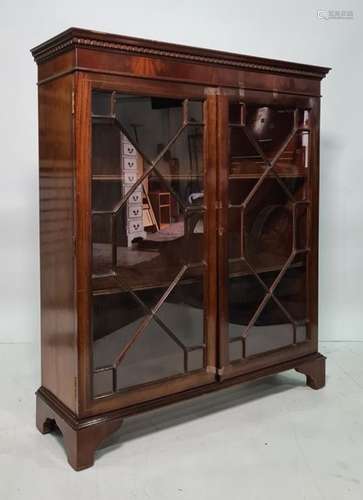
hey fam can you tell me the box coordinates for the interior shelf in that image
[230,160,306,180]
[91,255,304,295]
[92,114,115,124]
[229,171,306,180]
[149,174,202,181]
[92,258,203,294]
[92,174,123,181]
[228,258,304,280]
[92,173,304,181]
[92,274,202,296]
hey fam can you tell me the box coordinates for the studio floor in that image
[1,341,363,500]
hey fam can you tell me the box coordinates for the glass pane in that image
[228,272,267,350]
[150,125,204,207]
[92,91,112,116]
[114,95,202,162]
[275,254,308,325]
[92,292,183,393]
[92,122,120,176]
[244,178,293,268]
[92,205,204,288]
[91,92,205,396]
[229,103,309,177]
[116,319,184,390]
[91,106,205,281]
[93,291,148,368]
[115,95,182,162]
[156,278,205,367]
[245,298,294,357]
[227,100,309,361]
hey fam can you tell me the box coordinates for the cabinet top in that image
[31,27,330,80]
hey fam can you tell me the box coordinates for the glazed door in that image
[218,93,319,379]
[88,82,217,407]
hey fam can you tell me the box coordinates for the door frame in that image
[75,72,219,417]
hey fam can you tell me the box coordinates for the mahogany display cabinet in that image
[31,28,330,470]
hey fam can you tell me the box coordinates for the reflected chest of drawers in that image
[32,27,329,470]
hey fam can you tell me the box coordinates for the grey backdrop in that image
[0,0,361,343]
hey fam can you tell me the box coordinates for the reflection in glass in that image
[91,92,205,396]
[229,103,309,177]
[114,96,202,162]
[92,278,205,395]
[92,91,112,116]
[227,101,309,361]
[228,259,307,360]
[91,94,205,279]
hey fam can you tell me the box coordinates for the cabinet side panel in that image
[308,98,321,352]
[38,74,76,411]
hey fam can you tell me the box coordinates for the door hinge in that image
[71,90,75,115]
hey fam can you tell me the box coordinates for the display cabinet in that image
[32,28,330,470]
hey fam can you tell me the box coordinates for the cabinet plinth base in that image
[36,352,326,470]
[36,389,123,471]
